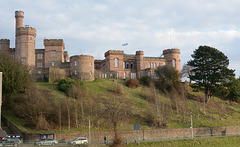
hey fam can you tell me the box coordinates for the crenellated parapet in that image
[0,39,10,44]
[163,48,180,54]
[16,27,36,36]
[105,50,124,57]
[44,39,65,46]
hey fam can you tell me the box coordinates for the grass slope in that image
[3,79,240,133]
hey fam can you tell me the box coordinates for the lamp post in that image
[89,115,91,146]
[190,112,193,139]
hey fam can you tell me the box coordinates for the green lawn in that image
[127,136,240,147]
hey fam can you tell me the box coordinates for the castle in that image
[0,11,180,82]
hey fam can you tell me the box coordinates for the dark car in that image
[1,137,21,146]
[34,138,58,146]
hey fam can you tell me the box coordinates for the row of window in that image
[70,70,92,75]
[37,61,55,67]
[70,61,92,67]
[37,51,55,60]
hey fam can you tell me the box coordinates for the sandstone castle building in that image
[0,11,180,82]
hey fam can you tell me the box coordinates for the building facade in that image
[0,11,180,82]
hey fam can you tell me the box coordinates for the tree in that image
[227,78,240,102]
[155,65,180,91]
[101,95,130,146]
[0,53,32,108]
[181,64,194,84]
[187,46,235,103]
[58,78,76,93]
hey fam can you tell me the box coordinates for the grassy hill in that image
[3,79,240,133]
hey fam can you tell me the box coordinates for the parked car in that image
[34,138,58,146]
[1,137,21,146]
[68,137,88,145]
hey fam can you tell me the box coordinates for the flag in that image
[122,43,128,46]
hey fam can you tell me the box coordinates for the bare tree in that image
[101,95,131,145]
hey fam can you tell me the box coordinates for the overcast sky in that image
[1,0,240,78]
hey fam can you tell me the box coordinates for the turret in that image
[15,11,24,31]
[136,51,144,70]
[163,49,181,73]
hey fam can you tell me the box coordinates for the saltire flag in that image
[122,43,128,46]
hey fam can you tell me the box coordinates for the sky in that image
[1,0,240,78]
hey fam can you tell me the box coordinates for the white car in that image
[68,137,88,145]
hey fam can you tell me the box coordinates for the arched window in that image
[123,62,125,69]
[130,62,134,69]
[115,58,119,67]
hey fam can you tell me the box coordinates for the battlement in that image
[163,48,180,54]
[44,39,65,46]
[105,50,124,57]
[0,39,10,44]
[15,11,24,17]
[71,54,94,59]
[17,27,36,36]
[136,50,144,55]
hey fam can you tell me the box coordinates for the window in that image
[38,70,41,74]
[131,73,136,79]
[173,59,176,68]
[71,62,72,66]
[140,62,142,68]
[90,71,92,75]
[124,72,126,79]
[139,72,141,79]
[123,62,125,69]
[37,62,42,67]
[52,61,55,67]
[154,63,156,68]
[148,72,151,77]
[130,62,134,69]
[151,63,153,68]
[75,61,77,66]
[90,62,92,66]
[75,70,77,75]
[37,54,43,59]
[51,50,56,56]
[115,58,119,67]
[116,72,119,79]
[22,59,25,64]
[126,62,129,69]
[149,63,151,68]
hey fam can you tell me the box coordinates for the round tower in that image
[136,51,144,78]
[163,49,181,73]
[70,55,95,81]
[15,11,24,33]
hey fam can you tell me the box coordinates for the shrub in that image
[58,78,76,93]
[125,79,139,88]
[140,76,152,86]
[112,83,123,95]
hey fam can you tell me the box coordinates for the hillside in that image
[3,79,240,133]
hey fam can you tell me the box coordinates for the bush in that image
[125,79,139,88]
[140,76,152,86]
[112,83,123,95]
[58,78,76,93]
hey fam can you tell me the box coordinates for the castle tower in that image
[44,39,65,68]
[0,39,10,52]
[15,11,36,68]
[163,49,181,73]
[15,11,24,32]
[136,51,144,78]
